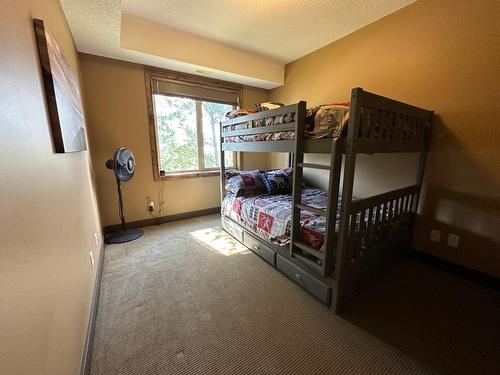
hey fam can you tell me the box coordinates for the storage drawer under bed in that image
[276,254,331,305]
[244,232,276,266]
[222,217,244,243]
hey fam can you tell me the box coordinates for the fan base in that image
[104,229,144,244]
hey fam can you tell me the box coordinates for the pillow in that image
[255,102,285,112]
[224,169,242,179]
[225,108,256,119]
[226,170,266,197]
[224,169,267,179]
[260,168,294,195]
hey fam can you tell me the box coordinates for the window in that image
[154,96,234,173]
[145,68,241,179]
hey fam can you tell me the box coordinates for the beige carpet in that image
[89,214,500,375]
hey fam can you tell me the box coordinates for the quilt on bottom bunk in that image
[222,188,341,251]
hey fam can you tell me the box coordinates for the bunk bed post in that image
[413,111,433,210]
[219,120,226,207]
[289,101,307,257]
[410,111,434,236]
[322,139,342,275]
[331,87,363,313]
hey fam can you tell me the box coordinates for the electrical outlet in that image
[447,234,460,248]
[430,229,441,242]
[89,251,95,269]
[148,201,155,212]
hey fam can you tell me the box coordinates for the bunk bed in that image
[219,88,433,313]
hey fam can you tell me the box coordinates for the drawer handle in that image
[295,273,303,281]
[253,245,259,251]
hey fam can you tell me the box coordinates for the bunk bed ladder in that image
[289,101,306,260]
[292,139,342,276]
[321,139,342,276]
[290,105,342,277]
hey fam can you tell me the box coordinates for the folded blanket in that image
[223,102,350,141]
[305,103,350,139]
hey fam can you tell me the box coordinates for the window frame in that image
[144,67,242,180]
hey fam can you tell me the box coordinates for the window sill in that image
[156,170,221,181]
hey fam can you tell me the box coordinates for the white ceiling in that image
[121,0,415,63]
[61,0,416,88]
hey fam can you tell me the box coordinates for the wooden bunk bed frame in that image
[219,88,433,313]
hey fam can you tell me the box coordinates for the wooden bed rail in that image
[221,102,301,127]
[349,185,420,213]
[347,185,419,260]
[335,184,420,306]
[221,101,305,153]
[352,89,433,153]
[223,123,296,137]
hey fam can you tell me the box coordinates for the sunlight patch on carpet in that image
[190,227,250,256]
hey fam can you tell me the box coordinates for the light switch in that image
[430,229,441,242]
[447,234,460,248]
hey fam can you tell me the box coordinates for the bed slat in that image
[295,203,327,217]
[222,122,296,137]
[297,162,331,170]
[222,140,295,152]
[293,241,323,260]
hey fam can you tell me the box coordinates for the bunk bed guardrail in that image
[353,90,431,153]
[339,185,420,299]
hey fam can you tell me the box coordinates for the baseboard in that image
[80,242,105,375]
[103,207,220,234]
[409,249,500,291]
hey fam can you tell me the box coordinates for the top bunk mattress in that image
[223,103,350,143]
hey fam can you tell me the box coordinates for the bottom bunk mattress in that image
[221,188,341,251]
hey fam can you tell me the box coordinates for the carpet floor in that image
[89,214,500,375]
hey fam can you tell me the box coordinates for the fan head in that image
[106,147,136,182]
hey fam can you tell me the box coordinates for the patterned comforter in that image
[223,103,350,143]
[222,188,343,251]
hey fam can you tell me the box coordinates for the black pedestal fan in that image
[104,147,144,244]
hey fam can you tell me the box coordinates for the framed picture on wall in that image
[33,18,87,153]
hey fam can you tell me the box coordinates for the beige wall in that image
[0,1,102,374]
[121,12,284,88]
[80,54,269,227]
[270,0,500,277]
[268,152,420,198]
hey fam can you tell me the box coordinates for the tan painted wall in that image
[121,12,284,88]
[0,1,102,374]
[79,54,269,227]
[268,152,420,198]
[270,0,500,277]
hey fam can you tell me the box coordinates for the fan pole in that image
[116,177,127,231]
